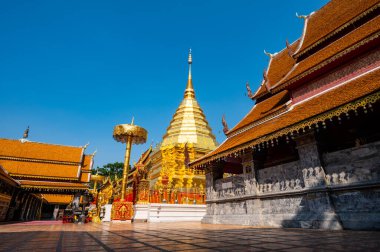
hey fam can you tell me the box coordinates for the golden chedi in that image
[149,50,217,203]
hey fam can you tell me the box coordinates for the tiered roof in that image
[193,69,380,166]
[293,0,379,58]
[191,0,380,168]
[273,14,380,92]
[0,138,93,193]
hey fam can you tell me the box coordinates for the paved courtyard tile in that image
[0,221,380,251]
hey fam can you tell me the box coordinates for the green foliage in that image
[92,162,125,180]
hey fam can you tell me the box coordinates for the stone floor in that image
[0,221,380,251]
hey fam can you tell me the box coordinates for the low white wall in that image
[101,204,113,222]
[134,203,206,222]
[101,203,206,223]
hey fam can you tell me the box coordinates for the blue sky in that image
[0,0,329,167]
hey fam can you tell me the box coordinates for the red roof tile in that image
[228,90,290,134]
[0,139,83,163]
[266,40,299,88]
[192,67,380,166]
[1,160,81,180]
[273,15,380,91]
[295,0,379,57]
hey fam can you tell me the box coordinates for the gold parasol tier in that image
[90,174,105,182]
[113,124,147,145]
[113,121,148,205]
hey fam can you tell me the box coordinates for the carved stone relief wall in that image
[203,135,380,230]
[331,189,380,229]
[323,141,380,186]
[256,161,303,193]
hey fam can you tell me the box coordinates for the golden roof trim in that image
[22,185,87,190]
[272,30,380,93]
[21,185,86,189]
[295,3,380,59]
[9,173,78,180]
[192,91,380,168]
[0,156,80,166]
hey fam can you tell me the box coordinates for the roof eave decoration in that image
[272,30,380,93]
[191,91,380,168]
[294,3,380,59]
[9,174,80,181]
[292,12,312,58]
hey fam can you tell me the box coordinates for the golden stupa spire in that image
[161,49,217,149]
[184,48,195,98]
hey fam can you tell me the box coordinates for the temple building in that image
[149,50,218,203]
[0,137,93,221]
[190,0,380,230]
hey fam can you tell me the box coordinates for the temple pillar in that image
[26,197,37,221]
[28,198,35,220]
[30,198,39,220]
[5,189,20,221]
[20,194,32,221]
[205,163,223,199]
[202,162,223,224]
[36,198,43,220]
[25,197,32,220]
[242,151,258,196]
[294,131,343,229]
[295,132,326,188]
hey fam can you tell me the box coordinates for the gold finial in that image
[131,117,134,125]
[185,48,194,98]
[188,48,192,64]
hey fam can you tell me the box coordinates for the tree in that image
[92,162,125,180]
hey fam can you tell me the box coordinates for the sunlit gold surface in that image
[150,51,217,192]
[113,124,147,145]
[113,122,147,202]
[161,51,217,149]
[91,174,105,182]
